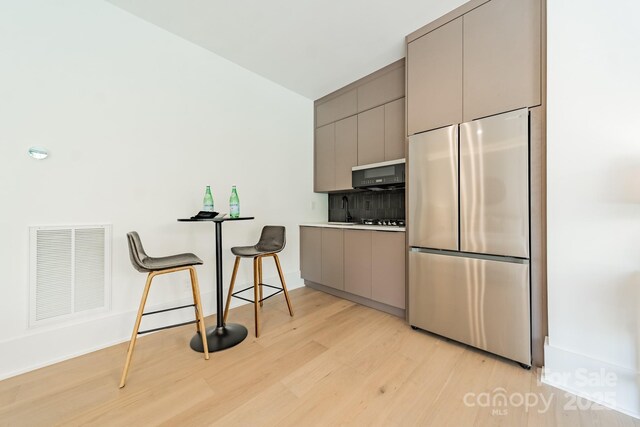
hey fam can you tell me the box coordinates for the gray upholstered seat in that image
[231,226,285,258]
[127,231,203,273]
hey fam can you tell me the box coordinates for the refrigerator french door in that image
[408,108,531,366]
[408,125,459,251]
[460,109,530,258]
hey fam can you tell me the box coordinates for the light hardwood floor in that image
[0,286,637,426]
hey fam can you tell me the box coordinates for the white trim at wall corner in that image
[543,337,640,419]
[0,270,303,381]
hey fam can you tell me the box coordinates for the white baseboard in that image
[543,337,640,419]
[0,271,303,381]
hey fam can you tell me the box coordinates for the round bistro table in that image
[178,215,254,352]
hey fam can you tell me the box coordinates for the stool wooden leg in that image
[189,267,209,361]
[190,272,199,333]
[258,256,264,307]
[253,257,260,337]
[223,256,240,324]
[274,254,294,317]
[119,272,155,388]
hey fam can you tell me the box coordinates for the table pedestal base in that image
[189,323,248,352]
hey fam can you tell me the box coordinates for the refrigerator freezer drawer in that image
[409,250,531,365]
[460,108,529,258]
[408,126,459,250]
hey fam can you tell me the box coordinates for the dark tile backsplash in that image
[328,189,405,223]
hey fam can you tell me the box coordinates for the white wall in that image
[545,0,640,417]
[0,0,326,379]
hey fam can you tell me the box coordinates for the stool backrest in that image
[256,226,286,254]
[127,231,150,273]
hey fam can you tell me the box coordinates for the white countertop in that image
[300,222,405,232]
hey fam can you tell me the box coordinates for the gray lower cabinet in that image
[344,230,372,298]
[320,228,344,290]
[300,226,405,310]
[300,226,322,283]
[372,231,406,309]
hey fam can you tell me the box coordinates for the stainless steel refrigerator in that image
[408,108,531,366]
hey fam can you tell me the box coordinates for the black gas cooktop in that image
[360,218,405,227]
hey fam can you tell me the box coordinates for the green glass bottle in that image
[229,185,240,218]
[203,186,214,212]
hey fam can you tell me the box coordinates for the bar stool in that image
[120,232,209,388]
[223,226,294,337]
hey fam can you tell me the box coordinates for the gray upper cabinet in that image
[463,0,541,121]
[407,17,463,136]
[357,106,385,165]
[357,67,405,113]
[344,230,372,298]
[384,97,405,160]
[316,89,357,128]
[406,0,542,129]
[315,117,357,192]
[358,98,406,165]
[335,116,358,191]
[314,60,405,192]
[314,124,335,192]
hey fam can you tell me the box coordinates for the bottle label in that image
[230,203,239,218]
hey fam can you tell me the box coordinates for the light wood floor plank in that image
[0,286,637,426]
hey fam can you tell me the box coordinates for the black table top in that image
[178,215,254,223]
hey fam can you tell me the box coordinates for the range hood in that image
[352,158,405,190]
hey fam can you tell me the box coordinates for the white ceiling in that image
[106,0,466,100]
